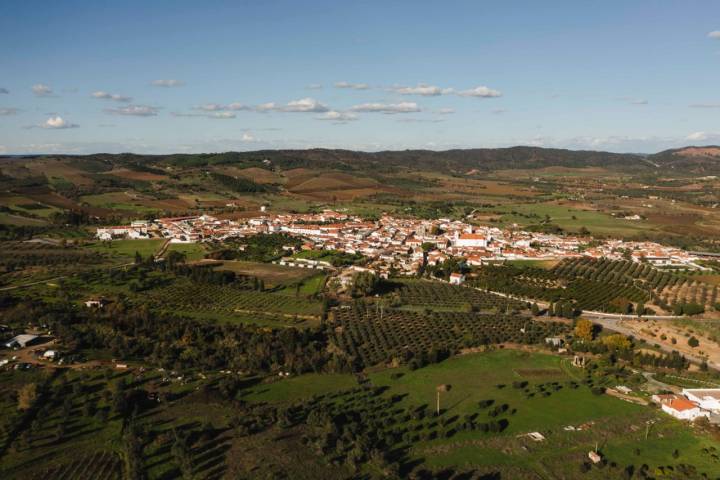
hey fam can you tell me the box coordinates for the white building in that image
[683,389,720,413]
[449,272,465,285]
[4,334,39,349]
[660,398,709,421]
[454,232,488,248]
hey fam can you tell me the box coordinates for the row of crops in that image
[29,451,123,480]
[394,280,525,311]
[469,262,650,313]
[331,308,568,368]
[0,244,105,269]
[143,279,323,317]
[553,257,718,310]
[553,257,686,293]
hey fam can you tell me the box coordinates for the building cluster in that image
[96,210,706,275]
[653,389,720,422]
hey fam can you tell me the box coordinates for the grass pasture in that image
[86,239,165,261]
[241,349,720,478]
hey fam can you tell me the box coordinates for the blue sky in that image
[1,0,719,154]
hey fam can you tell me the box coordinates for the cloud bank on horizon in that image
[0,1,719,154]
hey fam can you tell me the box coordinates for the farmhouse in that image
[449,272,465,285]
[660,398,709,421]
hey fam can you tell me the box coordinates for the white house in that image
[449,272,465,285]
[683,389,720,413]
[660,398,709,421]
[454,232,488,248]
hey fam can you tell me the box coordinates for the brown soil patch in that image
[104,168,168,182]
[674,147,720,158]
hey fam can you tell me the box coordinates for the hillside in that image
[648,145,720,173]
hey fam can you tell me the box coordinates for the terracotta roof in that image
[459,234,486,240]
[667,398,698,412]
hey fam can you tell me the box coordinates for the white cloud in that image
[389,84,452,96]
[283,98,329,112]
[0,88,8,94]
[335,81,370,90]
[209,112,236,119]
[316,111,358,123]
[306,83,323,90]
[350,102,421,114]
[686,131,718,141]
[227,102,249,111]
[92,91,132,102]
[242,132,256,142]
[456,85,502,98]
[492,108,507,114]
[32,84,53,97]
[0,108,18,116]
[255,98,329,113]
[151,79,184,87]
[193,102,250,112]
[436,108,455,114]
[42,116,79,129]
[105,105,159,116]
[255,102,277,112]
[708,31,720,39]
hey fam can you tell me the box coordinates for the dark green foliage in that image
[209,172,273,193]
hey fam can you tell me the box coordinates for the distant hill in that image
[3,145,720,175]
[646,146,720,173]
[1,146,644,173]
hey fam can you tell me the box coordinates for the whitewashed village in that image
[96,210,709,281]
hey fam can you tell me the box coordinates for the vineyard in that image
[143,278,323,317]
[331,307,568,368]
[393,279,525,312]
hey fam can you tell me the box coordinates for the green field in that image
[165,242,206,261]
[86,239,164,261]
[492,202,657,236]
[241,349,720,477]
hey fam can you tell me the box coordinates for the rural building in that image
[4,334,40,349]
[454,232,489,248]
[449,273,465,285]
[660,398,709,421]
[682,389,720,413]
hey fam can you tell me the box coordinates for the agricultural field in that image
[0,242,109,288]
[331,306,568,368]
[470,257,720,314]
[212,260,319,287]
[143,278,324,319]
[241,349,720,478]
[86,238,165,262]
[164,242,207,262]
[389,279,526,312]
